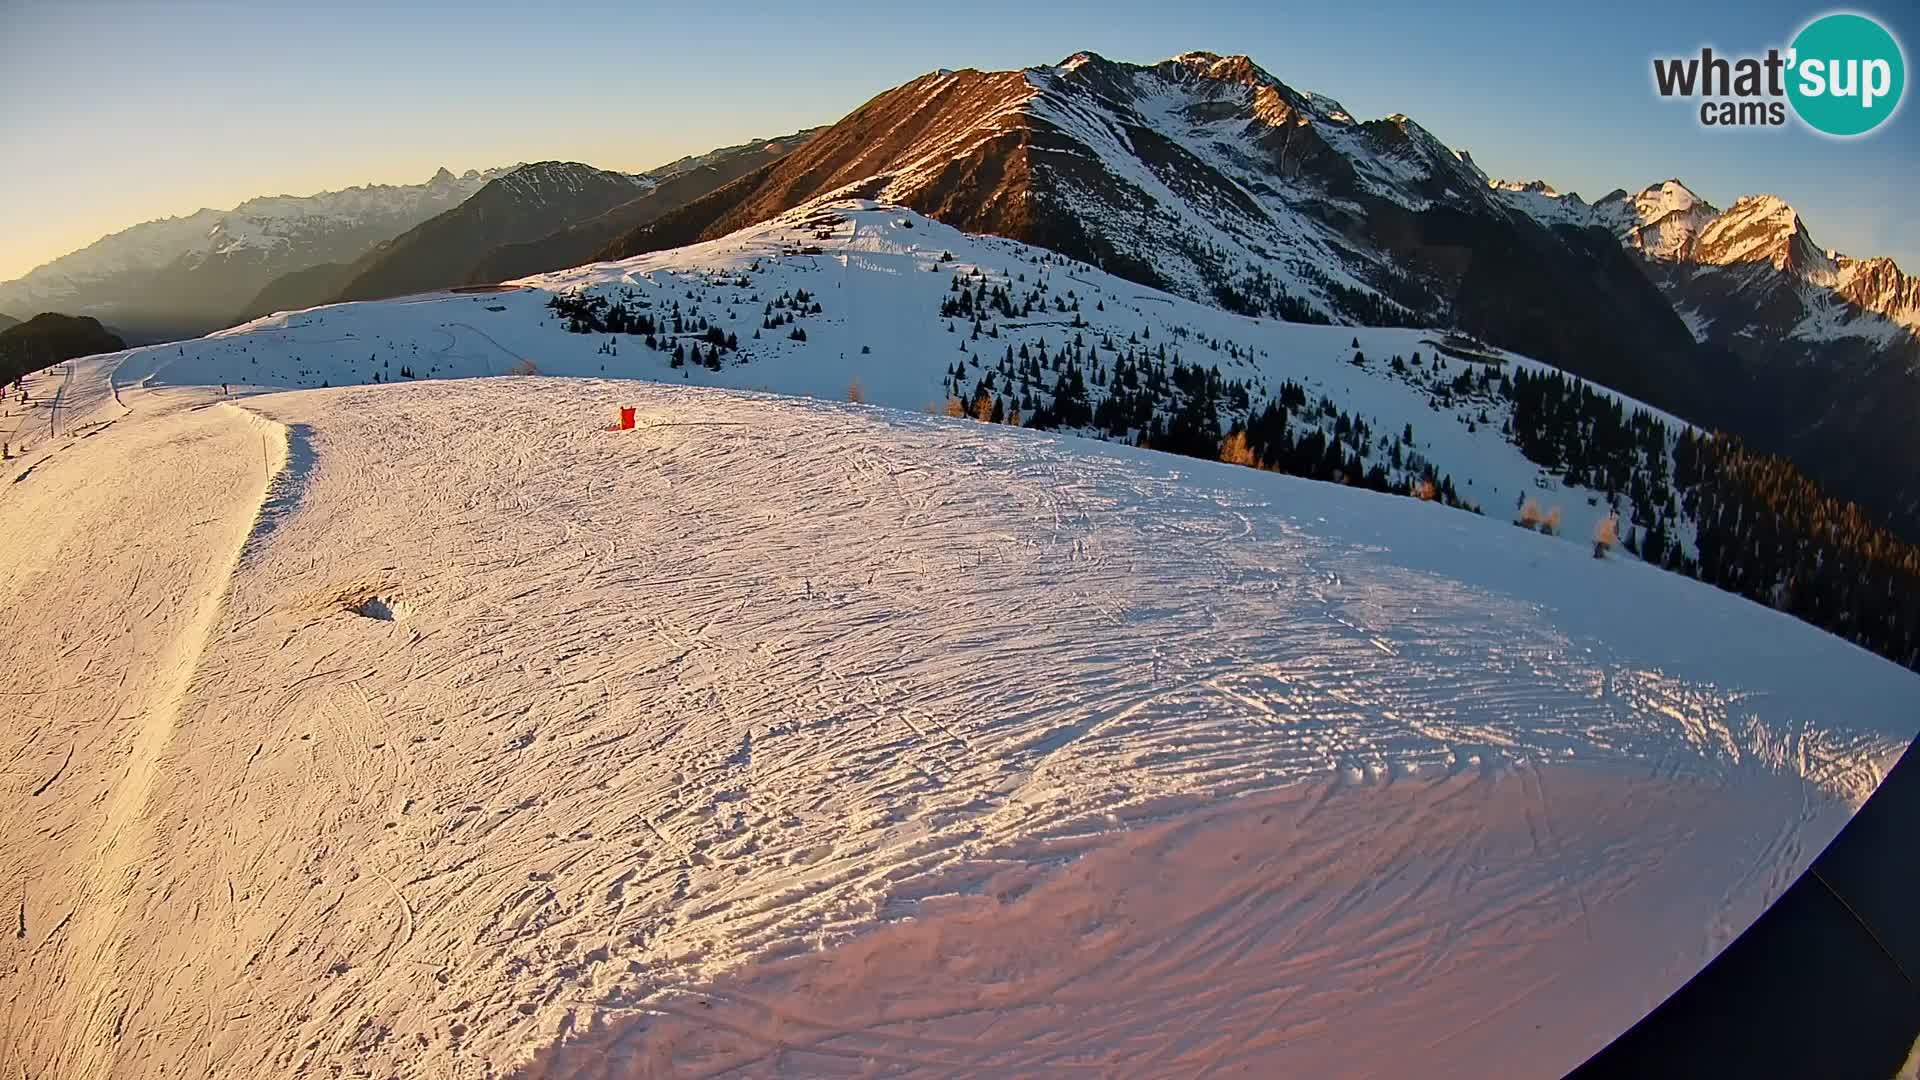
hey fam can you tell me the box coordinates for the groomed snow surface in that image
[4,236,1917,1076]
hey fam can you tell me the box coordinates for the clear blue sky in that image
[2,0,1915,280]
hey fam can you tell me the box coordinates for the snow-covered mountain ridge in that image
[14,48,1920,536]
[322,162,660,306]
[7,167,510,285]
[1488,172,1920,539]
[602,50,1524,329]
[0,167,514,341]
[556,50,1920,543]
[1491,176,1920,342]
[484,161,651,208]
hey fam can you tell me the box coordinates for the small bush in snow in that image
[1220,431,1258,467]
[1519,499,1543,531]
[971,391,994,423]
[1593,512,1619,559]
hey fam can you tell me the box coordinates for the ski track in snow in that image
[516,764,1828,1078]
[0,385,281,1077]
[0,361,1915,1075]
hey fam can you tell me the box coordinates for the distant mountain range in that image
[8,51,1918,534]
[1491,178,1920,534]
[0,135,815,344]
[306,161,654,307]
[232,132,817,323]
[0,169,509,342]
[1493,179,1920,344]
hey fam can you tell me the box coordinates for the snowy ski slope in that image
[0,356,1914,1077]
[1,203,1916,1077]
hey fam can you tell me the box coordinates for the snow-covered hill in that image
[2,333,1914,1076]
[127,200,1701,567]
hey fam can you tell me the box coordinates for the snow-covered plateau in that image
[1,203,1915,1079]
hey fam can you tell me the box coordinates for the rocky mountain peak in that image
[1167,51,1270,87]
[1491,178,1565,198]
[1591,180,1720,261]
[1693,193,1827,275]
[1642,179,1709,213]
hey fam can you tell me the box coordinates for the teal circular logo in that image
[1788,13,1906,136]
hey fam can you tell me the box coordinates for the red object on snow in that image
[618,407,636,430]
